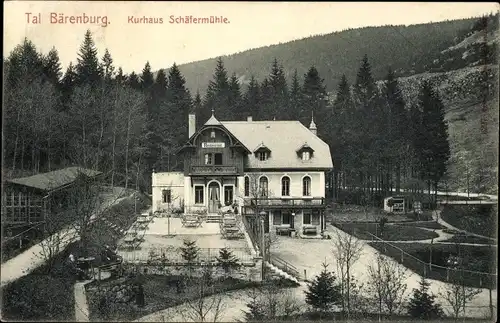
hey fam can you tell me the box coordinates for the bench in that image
[276,226,291,236]
[181,215,202,227]
[302,226,318,235]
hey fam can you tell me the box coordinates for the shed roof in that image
[6,167,102,192]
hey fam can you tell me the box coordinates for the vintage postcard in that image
[2,1,499,322]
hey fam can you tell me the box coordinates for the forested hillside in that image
[3,14,498,199]
[163,17,486,95]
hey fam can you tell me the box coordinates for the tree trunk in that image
[395,161,401,194]
[12,109,22,171]
[124,111,132,190]
[111,117,117,188]
[20,137,25,171]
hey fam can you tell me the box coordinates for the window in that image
[244,176,250,196]
[204,153,212,165]
[224,186,234,206]
[214,153,223,165]
[281,176,290,196]
[302,151,311,160]
[303,211,312,225]
[162,189,172,203]
[259,176,268,197]
[258,151,268,161]
[273,211,281,225]
[312,210,320,225]
[195,186,204,204]
[303,176,311,196]
[282,212,291,225]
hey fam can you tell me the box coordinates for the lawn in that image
[288,311,494,322]
[440,234,496,245]
[332,204,434,223]
[441,205,497,238]
[368,242,497,289]
[1,273,76,321]
[333,222,439,241]
[86,273,260,322]
[393,221,446,230]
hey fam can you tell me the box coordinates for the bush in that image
[1,274,75,321]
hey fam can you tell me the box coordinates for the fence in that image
[366,232,497,289]
[118,247,254,264]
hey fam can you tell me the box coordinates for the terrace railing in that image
[270,255,301,280]
[119,247,254,264]
[244,197,325,208]
[190,165,238,176]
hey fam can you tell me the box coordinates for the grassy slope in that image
[395,65,499,193]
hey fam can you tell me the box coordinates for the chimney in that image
[247,116,253,122]
[188,113,196,138]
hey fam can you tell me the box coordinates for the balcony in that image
[243,197,325,209]
[190,165,238,176]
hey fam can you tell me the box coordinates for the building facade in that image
[152,113,333,238]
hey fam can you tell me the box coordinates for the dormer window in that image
[254,142,271,162]
[296,143,314,161]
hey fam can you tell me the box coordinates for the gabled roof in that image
[6,167,102,192]
[253,142,271,153]
[221,120,333,169]
[204,114,222,126]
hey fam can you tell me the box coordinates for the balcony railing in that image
[244,197,325,208]
[190,165,238,175]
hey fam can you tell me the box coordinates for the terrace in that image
[116,215,254,264]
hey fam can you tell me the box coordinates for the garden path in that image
[1,188,130,287]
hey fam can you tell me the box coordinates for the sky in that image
[4,1,499,74]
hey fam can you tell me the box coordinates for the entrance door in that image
[208,182,220,213]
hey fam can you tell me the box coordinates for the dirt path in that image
[1,188,130,287]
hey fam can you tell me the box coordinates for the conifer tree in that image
[331,74,353,197]
[414,81,450,203]
[193,90,203,129]
[289,69,303,122]
[140,61,155,94]
[407,276,444,319]
[6,38,44,87]
[203,57,230,120]
[75,30,102,86]
[304,262,342,315]
[302,66,329,132]
[42,47,62,85]
[180,239,199,272]
[244,291,266,322]
[161,63,192,171]
[352,55,380,193]
[101,48,115,83]
[382,68,408,193]
[60,62,77,111]
[259,77,273,120]
[216,247,241,275]
[115,67,127,86]
[268,58,289,119]
[127,72,141,90]
[243,75,261,119]
[228,73,243,120]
